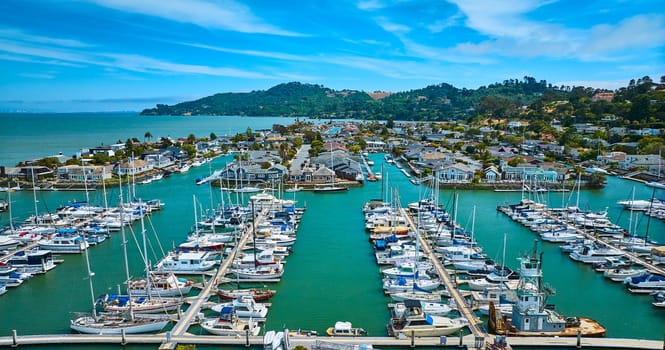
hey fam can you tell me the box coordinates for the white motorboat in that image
[155,251,217,274]
[38,233,89,254]
[326,321,367,336]
[388,300,467,337]
[211,295,269,319]
[6,249,56,274]
[200,307,261,336]
[392,300,452,317]
[383,277,440,293]
[604,268,647,282]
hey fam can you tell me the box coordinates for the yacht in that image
[388,300,466,337]
[154,251,217,274]
[200,307,261,336]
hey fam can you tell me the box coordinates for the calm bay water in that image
[0,114,664,349]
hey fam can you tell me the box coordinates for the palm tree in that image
[144,131,153,143]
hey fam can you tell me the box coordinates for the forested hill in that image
[140,77,665,124]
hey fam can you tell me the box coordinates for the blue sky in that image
[0,0,663,112]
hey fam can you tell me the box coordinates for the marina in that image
[1,116,664,350]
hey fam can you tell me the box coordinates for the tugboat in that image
[488,240,606,337]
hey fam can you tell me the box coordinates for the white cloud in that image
[0,28,90,48]
[582,14,665,56]
[375,16,412,34]
[427,13,463,33]
[84,0,303,36]
[19,73,55,79]
[0,36,278,79]
[357,0,386,11]
[446,0,665,62]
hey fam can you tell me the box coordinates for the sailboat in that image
[101,180,184,314]
[314,144,347,193]
[70,215,169,333]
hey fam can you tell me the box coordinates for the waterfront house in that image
[365,139,387,152]
[437,163,475,183]
[217,162,287,184]
[114,159,154,176]
[142,151,175,168]
[57,165,112,182]
[484,166,502,183]
[312,165,335,183]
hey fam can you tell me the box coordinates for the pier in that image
[362,156,376,182]
[400,208,489,341]
[1,332,663,349]
[157,215,255,350]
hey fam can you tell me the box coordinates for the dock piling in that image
[577,329,582,348]
[410,330,415,348]
[245,329,250,348]
[121,328,126,346]
[458,329,464,348]
[11,329,17,348]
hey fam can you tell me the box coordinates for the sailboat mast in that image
[31,168,38,220]
[82,228,97,319]
[118,176,135,318]
[102,167,108,211]
[140,197,150,298]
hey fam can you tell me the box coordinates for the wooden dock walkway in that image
[362,156,376,182]
[400,208,488,341]
[157,217,254,350]
[1,332,662,349]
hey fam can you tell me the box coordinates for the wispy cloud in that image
[427,13,463,33]
[357,0,387,11]
[19,72,55,79]
[374,16,412,34]
[447,0,665,62]
[0,33,282,79]
[84,0,304,36]
[0,28,90,48]
[177,42,308,62]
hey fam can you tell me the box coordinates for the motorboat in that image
[326,321,367,336]
[218,288,275,301]
[603,268,647,282]
[388,300,466,337]
[624,273,665,291]
[7,249,57,274]
[154,251,217,274]
[392,300,452,317]
[200,307,261,336]
[211,295,269,319]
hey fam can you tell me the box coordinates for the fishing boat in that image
[603,267,647,282]
[211,295,269,319]
[389,290,444,302]
[388,300,467,337]
[200,306,261,336]
[488,240,606,337]
[217,288,276,301]
[326,321,367,336]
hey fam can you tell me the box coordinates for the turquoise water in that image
[0,113,302,166]
[0,114,664,349]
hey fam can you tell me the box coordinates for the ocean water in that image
[0,114,664,349]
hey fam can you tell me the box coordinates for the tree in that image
[210,132,218,140]
[144,131,152,143]
[181,144,196,158]
[386,117,394,129]
[186,134,197,144]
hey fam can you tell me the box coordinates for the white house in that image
[115,159,153,176]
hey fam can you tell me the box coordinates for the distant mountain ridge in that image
[140,77,664,122]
